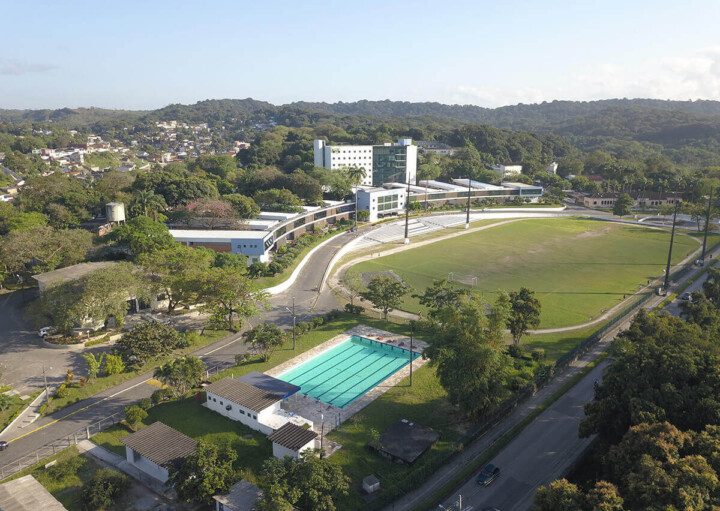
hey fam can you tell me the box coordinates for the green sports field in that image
[349,218,698,328]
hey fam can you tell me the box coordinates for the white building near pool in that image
[204,375,313,434]
[267,422,318,459]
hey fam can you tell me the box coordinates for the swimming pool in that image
[278,335,419,408]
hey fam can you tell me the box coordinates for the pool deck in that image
[267,324,428,434]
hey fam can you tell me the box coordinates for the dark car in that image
[681,292,692,301]
[476,463,500,486]
[0,440,8,451]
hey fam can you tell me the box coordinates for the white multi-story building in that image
[491,164,523,179]
[314,138,417,187]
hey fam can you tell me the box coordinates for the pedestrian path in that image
[0,390,48,441]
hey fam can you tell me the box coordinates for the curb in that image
[0,390,47,441]
[264,231,348,295]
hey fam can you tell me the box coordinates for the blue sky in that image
[2,0,719,109]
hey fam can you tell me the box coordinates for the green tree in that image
[243,323,287,361]
[613,193,634,216]
[34,262,148,334]
[253,188,303,213]
[360,275,409,320]
[702,267,720,305]
[109,215,175,259]
[103,354,125,375]
[507,287,542,344]
[0,226,92,282]
[115,321,185,366]
[83,353,104,380]
[183,197,238,229]
[124,404,147,431]
[533,479,584,511]
[139,244,214,312]
[170,440,237,504]
[153,356,205,396]
[423,293,511,418]
[345,166,366,227]
[580,311,720,442]
[222,193,260,219]
[258,452,350,511]
[81,468,129,511]
[413,279,469,319]
[417,154,442,206]
[199,267,268,331]
[584,481,624,511]
[128,189,167,220]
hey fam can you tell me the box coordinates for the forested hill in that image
[4,97,720,154]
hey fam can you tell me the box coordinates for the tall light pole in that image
[465,177,472,229]
[664,197,681,290]
[702,187,714,261]
[409,322,414,386]
[285,297,296,350]
[404,180,411,244]
[319,412,325,458]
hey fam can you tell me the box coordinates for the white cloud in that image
[0,59,57,76]
[448,47,720,107]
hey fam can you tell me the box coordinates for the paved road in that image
[435,249,720,511]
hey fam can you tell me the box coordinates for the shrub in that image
[81,468,129,511]
[183,331,203,346]
[531,348,546,361]
[54,383,68,399]
[507,344,525,359]
[311,316,324,327]
[124,404,147,430]
[235,353,251,365]
[344,304,364,315]
[151,388,172,405]
[138,397,152,410]
[47,455,84,481]
[103,354,125,376]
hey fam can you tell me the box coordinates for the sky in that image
[2,0,720,110]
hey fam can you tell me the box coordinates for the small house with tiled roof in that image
[267,422,318,460]
[121,421,197,483]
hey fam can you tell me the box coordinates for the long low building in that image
[170,202,354,264]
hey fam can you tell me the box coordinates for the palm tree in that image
[130,190,167,220]
[346,166,366,230]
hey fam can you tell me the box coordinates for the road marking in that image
[8,377,155,444]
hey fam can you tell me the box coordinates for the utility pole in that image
[465,177,472,229]
[404,180,411,244]
[664,197,681,290]
[291,296,296,350]
[702,187,714,261]
[42,364,51,405]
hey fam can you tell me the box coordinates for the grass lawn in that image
[349,218,698,328]
[0,392,36,431]
[42,329,229,414]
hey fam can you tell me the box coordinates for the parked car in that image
[38,326,56,338]
[681,292,692,301]
[0,440,8,451]
[476,463,501,486]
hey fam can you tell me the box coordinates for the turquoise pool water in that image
[278,335,419,408]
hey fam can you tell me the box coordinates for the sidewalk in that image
[0,390,48,442]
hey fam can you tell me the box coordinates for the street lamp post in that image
[465,177,472,229]
[664,197,681,290]
[702,187,714,261]
[319,412,325,458]
[409,321,414,386]
[287,296,296,350]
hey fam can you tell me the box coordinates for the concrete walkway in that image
[0,390,48,442]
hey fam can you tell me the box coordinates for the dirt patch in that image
[576,225,613,239]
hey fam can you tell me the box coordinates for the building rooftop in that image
[238,372,300,399]
[268,422,318,451]
[213,480,262,511]
[169,229,269,241]
[33,261,119,289]
[121,421,197,467]
[502,182,543,190]
[0,475,67,511]
[452,179,505,191]
[205,378,280,413]
[375,419,440,464]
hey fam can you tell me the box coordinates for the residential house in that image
[213,479,262,511]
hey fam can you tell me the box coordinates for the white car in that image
[38,326,56,338]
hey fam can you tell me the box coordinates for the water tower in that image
[106,202,126,225]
